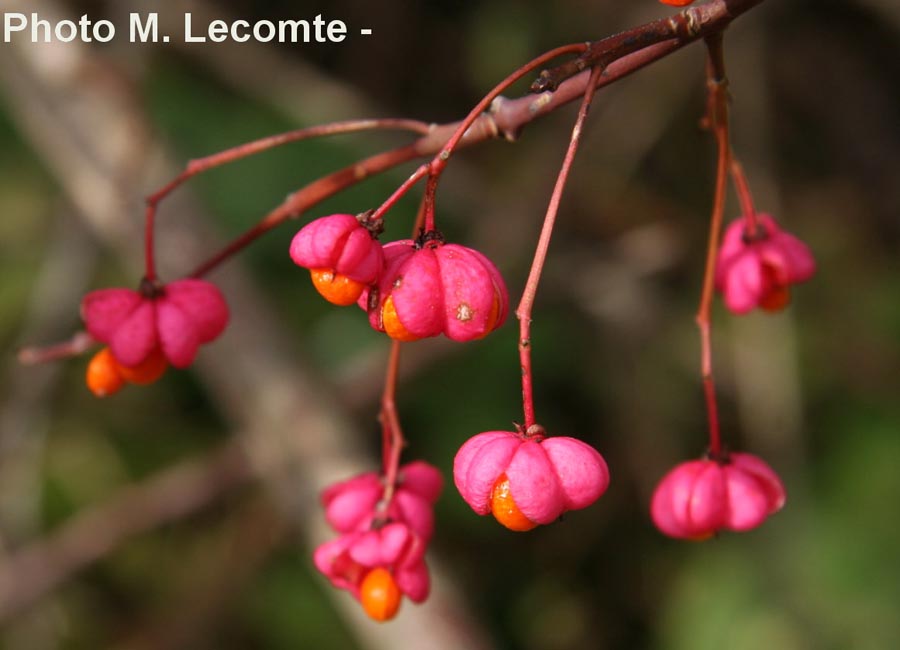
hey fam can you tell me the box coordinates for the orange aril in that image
[382,296,419,342]
[490,473,537,532]
[760,285,790,312]
[86,347,125,397]
[485,293,501,333]
[360,567,402,622]
[759,264,791,312]
[310,268,366,306]
[117,348,167,385]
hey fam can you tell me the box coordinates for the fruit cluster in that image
[81,278,229,396]
[53,7,819,625]
[314,461,442,621]
[290,214,508,343]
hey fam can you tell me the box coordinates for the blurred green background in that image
[1,0,898,648]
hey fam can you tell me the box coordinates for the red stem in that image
[17,331,95,366]
[435,43,587,169]
[515,65,605,429]
[368,44,589,233]
[189,143,423,277]
[379,342,405,508]
[696,34,730,459]
[368,163,430,224]
[422,173,440,233]
[422,44,588,230]
[729,157,759,235]
[144,203,157,281]
[141,118,431,281]
[377,195,429,504]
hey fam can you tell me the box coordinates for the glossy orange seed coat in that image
[491,473,537,532]
[760,285,790,312]
[116,348,167,385]
[382,296,419,341]
[485,294,501,333]
[759,265,791,312]
[86,347,125,397]
[360,567,402,622]
[659,0,695,6]
[310,268,366,306]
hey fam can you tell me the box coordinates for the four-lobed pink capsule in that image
[453,430,610,531]
[716,214,816,314]
[81,278,229,370]
[651,452,786,540]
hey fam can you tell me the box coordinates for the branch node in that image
[684,8,702,38]
[530,70,555,94]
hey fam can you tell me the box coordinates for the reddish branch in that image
[420,44,588,232]
[183,0,765,279]
[17,330,94,366]
[142,118,432,281]
[532,0,764,91]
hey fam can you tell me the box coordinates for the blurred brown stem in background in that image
[0,441,252,621]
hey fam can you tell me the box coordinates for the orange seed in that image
[310,268,366,306]
[485,293,501,333]
[759,266,791,312]
[760,285,790,312]
[360,567,402,622]
[382,296,419,342]
[86,347,125,397]
[490,473,537,532]
[116,348,167,385]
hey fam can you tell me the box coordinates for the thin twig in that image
[17,330,94,366]
[421,44,588,229]
[729,157,760,235]
[144,119,431,281]
[696,33,730,458]
[532,0,765,91]
[379,341,405,506]
[187,0,764,279]
[516,66,605,429]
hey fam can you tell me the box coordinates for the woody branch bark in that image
[532,0,765,91]
[187,0,767,279]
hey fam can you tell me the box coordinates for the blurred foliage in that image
[1,0,899,648]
